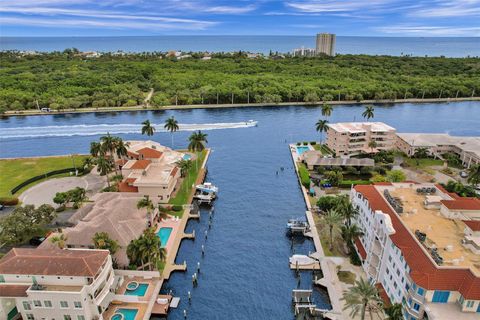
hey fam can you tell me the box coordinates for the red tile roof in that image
[116,159,128,166]
[375,283,391,307]
[354,237,367,260]
[354,185,480,300]
[0,248,109,277]
[441,198,480,210]
[170,166,179,177]
[463,220,480,231]
[125,178,136,184]
[127,151,139,159]
[118,181,138,192]
[137,147,163,159]
[0,284,30,297]
[130,160,151,170]
[373,182,393,186]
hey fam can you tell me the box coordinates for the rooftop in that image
[397,133,480,157]
[0,284,30,297]
[302,151,375,167]
[441,198,480,211]
[354,184,480,299]
[137,147,163,159]
[389,187,480,274]
[0,248,109,277]
[125,159,151,170]
[327,122,396,133]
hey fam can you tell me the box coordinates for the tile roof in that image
[441,198,480,210]
[170,166,179,177]
[116,159,128,166]
[463,220,480,231]
[118,181,138,192]
[137,147,163,159]
[0,248,109,277]
[375,283,391,307]
[354,237,367,260]
[354,185,480,300]
[130,160,151,170]
[0,284,30,297]
[127,151,139,159]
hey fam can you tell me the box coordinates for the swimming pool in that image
[112,308,138,320]
[296,146,310,155]
[157,227,173,248]
[125,283,149,296]
[183,154,192,160]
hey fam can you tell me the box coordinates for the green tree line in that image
[1,50,479,112]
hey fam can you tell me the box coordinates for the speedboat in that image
[195,182,218,194]
[286,218,310,234]
[193,191,215,205]
[247,119,258,127]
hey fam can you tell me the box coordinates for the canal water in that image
[1,102,479,319]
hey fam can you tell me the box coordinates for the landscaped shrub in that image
[339,180,372,188]
[348,244,362,266]
[310,141,317,145]
[296,142,301,146]
[303,141,308,146]
[298,164,311,188]
[172,205,183,212]
[0,197,19,206]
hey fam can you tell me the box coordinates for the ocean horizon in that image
[1,35,479,57]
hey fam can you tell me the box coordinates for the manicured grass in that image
[169,150,207,207]
[338,271,356,285]
[313,213,347,257]
[404,157,444,169]
[0,155,88,198]
[313,143,332,155]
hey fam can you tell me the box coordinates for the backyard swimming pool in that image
[125,283,149,297]
[183,154,192,160]
[112,308,138,320]
[296,146,310,155]
[157,227,173,248]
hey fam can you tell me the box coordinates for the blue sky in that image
[1,0,479,37]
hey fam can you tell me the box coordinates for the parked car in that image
[29,236,46,246]
[460,171,468,178]
[0,204,4,211]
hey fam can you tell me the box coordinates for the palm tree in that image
[315,119,329,144]
[100,133,116,156]
[342,278,383,320]
[129,228,166,271]
[50,233,68,249]
[93,232,119,254]
[321,103,333,117]
[164,116,179,148]
[114,137,129,160]
[96,156,113,188]
[341,224,364,253]
[368,140,377,153]
[323,209,343,250]
[467,164,480,187]
[137,195,154,225]
[127,238,143,269]
[175,158,193,178]
[90,141,102,157]
[362,105,375,121]
[385,303,403,320]
[188,131,208,169]
[337,196,359,226]
[413,147,429,159]
[141,119,155,136]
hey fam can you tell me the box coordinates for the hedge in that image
[0,197,19,206]
[10,167,77,194]
[338,180,372,188]
[298,164,311,188]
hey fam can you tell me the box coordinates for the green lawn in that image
[338,271,356,285]
[169,150,207,207]
[312,143,332,155]
[0,155,88,198]
[404,157,444,169]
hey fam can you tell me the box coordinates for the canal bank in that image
[1,102,479,319]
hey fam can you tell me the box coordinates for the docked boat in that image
[286,218,310,234]
[193,191,215,205]
[195,182,218,195]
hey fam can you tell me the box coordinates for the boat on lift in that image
[286,218,310,234]
[195,182,218,195]
[193,182,218,205]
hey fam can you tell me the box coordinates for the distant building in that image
[316,33,336,56]
[325,122,397,157]
[292,46,316,57]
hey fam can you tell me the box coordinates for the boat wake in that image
[0,121,258,139]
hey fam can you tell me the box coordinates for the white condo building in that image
[351,183,480,320]
[316,33,336,56]
[0,248,117,320]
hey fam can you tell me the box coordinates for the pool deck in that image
[155,218,181,253]
[103,303,148,320]
[117,277,158,301]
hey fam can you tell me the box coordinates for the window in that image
[77,316,85,320]
[408,297,412,306]
[23,301,32,310]
[466,300,474,308]
[60,301,69,308]
[64,316,72,320]
[432,290,450,303]
[33,300,42,307]
[413,303,420,311]
[44,300,52,308]
[26,314,34,320]
[74,301,82,309]
[417,287,425,296]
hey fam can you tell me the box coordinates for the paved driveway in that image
[20,173,106,207]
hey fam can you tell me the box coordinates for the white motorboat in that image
[193,192,215,205]
[289,254,317,266]
[286,218,310,234]
[195,182,218,194]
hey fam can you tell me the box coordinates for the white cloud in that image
[410,0,480,17]
[285,0,395,13]
[204,5,257,14]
